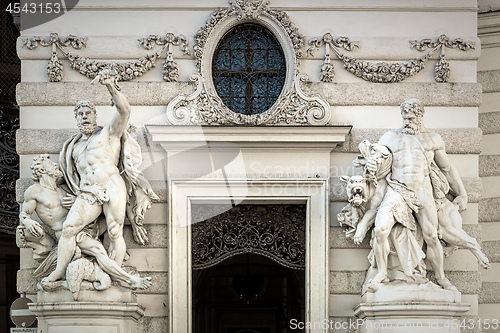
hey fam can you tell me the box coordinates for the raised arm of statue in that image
[92,68,131,137]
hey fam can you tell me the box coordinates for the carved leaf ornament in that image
[166,72,331,126]
[192,205,306,270]
[23,32,189,83]
[193,0,304,70]
[308,33,474,83]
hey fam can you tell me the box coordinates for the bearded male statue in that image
[43,69,159,284]
[364,98,468,291]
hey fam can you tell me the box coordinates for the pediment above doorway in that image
[145,124,351,151]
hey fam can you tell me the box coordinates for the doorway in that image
[193,253,305,333]
[192,204,306,333]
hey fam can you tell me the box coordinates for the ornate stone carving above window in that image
[166,0,332,126]
[165,73,331,126]
[192,204,306,270]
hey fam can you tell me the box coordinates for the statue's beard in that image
[402,124,421,135]
[78,123,97,136]
[47,169,63,179]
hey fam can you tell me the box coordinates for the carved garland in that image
[166,73,331,126]
[193,0,304,71]
[308,33,474,83]
[23,32,190,82]
[192,204,306,270]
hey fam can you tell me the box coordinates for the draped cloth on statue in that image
[59,126,159,227]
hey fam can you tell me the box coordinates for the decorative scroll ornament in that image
[23,32,190,83]
[166,73,331,126]
[0,105,19,234]
[192,205,306,270]
[308,33,474,83]
[193,0,304,70]
[23,32,88,50]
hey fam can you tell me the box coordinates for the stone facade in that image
[14,0,498,332]
[477,0,500,325]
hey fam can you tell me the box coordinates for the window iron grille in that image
[212,24,286,116]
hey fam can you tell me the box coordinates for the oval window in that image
[212,24,286,115]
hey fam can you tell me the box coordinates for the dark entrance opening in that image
[192,253,305,333]
[191,204,306,333]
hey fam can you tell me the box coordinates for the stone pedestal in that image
[354,282,470,333]
[29,287,144,333]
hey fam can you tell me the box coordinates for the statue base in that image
[354,282,470,333]
[29,288,144,333]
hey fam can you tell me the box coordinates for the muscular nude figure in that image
[21,155,151,289]
[19,155,67,261]
[366,98,467,290]
[44,69,133,283]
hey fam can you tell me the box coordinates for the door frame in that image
[168,178,329,333]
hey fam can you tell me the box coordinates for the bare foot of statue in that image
[370,272,390,284]
[437,277,458,291]
[129,276,152,289]
[42,269,65,283]
[366,272,389,292]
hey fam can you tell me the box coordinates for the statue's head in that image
[31,154,63,181]
[74,100,97,136]
[400,98,424,135]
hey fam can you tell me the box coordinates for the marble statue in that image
[338,98,489,292]
[18,154,152,299]
[42,68,159,285]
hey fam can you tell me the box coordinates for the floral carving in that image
[65,50,162,82]
[23,32,190,83]
[192,204,306,270]
[230,0,269,19]
[47,52,64,82]
[308,33,474,83]
[341,55,429,83]
[166,73,331,126]
[434,54,450,83]
[319,57,335,83]
[193,0,304,70]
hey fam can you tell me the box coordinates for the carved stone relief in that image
[308,33,475,83]
[23,32,189,82]
[193,0,304,71]
[165,73,331,126]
